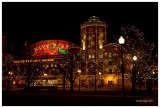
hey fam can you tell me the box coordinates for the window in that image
[89,28,93,32]
[109,61,112,65]
[51,64,53,67]
[92,55,95,58]
[109,53,112,57]
[99,54,103,58]
[82,55,85,59]
[109,69,112,74]
[99,28,102,32]
[89,55,92,59]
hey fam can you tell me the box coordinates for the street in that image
[2,88,158,106]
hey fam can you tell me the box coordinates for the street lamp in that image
[133,56,137,92]
[133,56,137,61]
[78,70,81,91]
[8,71,13,91]
[99,72,101,91]
[119,36,125,101]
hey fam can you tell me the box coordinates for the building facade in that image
[3,16,133,89]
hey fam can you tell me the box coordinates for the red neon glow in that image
[37,50,45,56]
[33,49,59,56]
[32,51,40,56]
[47,49,58,55]
[28,40,78,57]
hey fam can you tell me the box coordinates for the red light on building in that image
[24,40,78,57]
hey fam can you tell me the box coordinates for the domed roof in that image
[23,40,80,58]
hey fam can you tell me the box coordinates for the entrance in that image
[108,81,114,87]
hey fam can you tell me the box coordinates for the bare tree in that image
[2,54,15,90]
[114,25,157,91]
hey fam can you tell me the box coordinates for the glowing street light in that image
[133,56,137,61]
[119,36,125,44]
[119,36,125,101]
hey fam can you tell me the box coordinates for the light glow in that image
[119,36,125,44]
[44,74,47,76]
[59,48,67,54]
[133,56,137,61]
[78,70,81,73]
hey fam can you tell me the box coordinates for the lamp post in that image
[7,71,13,91]
[119,36,125,101]
[133,56,137,93]
[153,71,155,86]
[78,70,81,91]
[99,72,101,91]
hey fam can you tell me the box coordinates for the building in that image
[2,16,132,89]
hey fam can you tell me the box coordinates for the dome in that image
[23,40,80,58]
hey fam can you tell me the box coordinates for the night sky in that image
[2,2,158,53]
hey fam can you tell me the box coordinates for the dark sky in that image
[2,2,158,53]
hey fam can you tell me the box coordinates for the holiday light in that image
[59,48,67,54]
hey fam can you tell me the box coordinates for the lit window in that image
[99,54,103,58]
[89,55,92,59]
[99,44,103,49]
[13,81,16,84]
[82,45,85,50]
[92,55,95,58]
[109,53,112,57]
[46,65,49,68]
[82,55,85,59]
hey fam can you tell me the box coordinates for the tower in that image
[80,16,108,75]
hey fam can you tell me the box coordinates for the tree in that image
[114,25,157,91]
[2,54,15,90]
[14,40,43,89]
[56,47,80,92]
[56,62,68,91]
[14,58,43,88]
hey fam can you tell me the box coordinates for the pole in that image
[95,69,97,91]
[121,45,125,101]
[135,63,136,91]
[132,63,135,93]
[79,75,80,91]
[99,75,101,91]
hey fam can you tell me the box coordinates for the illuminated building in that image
[13,40,80,87]
[80,16,108,75]
[77,16,132,88]
[3,16,133,88]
